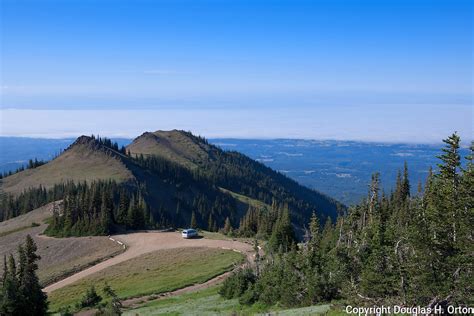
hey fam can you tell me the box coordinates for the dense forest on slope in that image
[0,135,237,230]
[0,131,345,235]
[197,149,343,228]
[127,130,345,228]
[221,133,473,309]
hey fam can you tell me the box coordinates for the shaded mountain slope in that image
[127,130,345,226]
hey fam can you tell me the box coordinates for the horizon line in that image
[0,133,470,147]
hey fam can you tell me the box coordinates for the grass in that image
[0,225,32,237]
[219,187,270,210]
[39,246,125,287]
[275,304,332,315]
[0,202,52,234]
[198,230,263,247]
[1,142,133,194]
[128,130,209,169]
[47,247,244,312]
[0,202,124,286]
[123,285,332,316]
[123,286,265,316]
[198,230,232,240]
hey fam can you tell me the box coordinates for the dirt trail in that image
[43,231,253,293]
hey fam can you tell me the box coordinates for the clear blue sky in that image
[0,0,472,142]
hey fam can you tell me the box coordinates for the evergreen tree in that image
[223,217,232,235]
[402,161,410,199]
[307,211,321,266]
[17,235,48,315]
[190,211,197,229]
[0,236,47,315]
[100,191,113,234]
[116,190,129,225]
[0,255,19,315]
[208,213,214,232]
[436,132,462,243]
[268,205,296,253]
[218,133,472,308]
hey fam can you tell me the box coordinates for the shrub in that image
[219,267,255,299]
[77,286,102,308]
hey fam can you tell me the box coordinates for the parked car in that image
[182,228,198,239]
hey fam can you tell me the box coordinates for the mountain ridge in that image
[127,130,213,168]
[1,130,345,234]
[127,130,345,225]
[0,135,134,195]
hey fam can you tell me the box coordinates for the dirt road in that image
[43,231,254,293]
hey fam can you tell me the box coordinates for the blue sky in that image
[0,0,472,142]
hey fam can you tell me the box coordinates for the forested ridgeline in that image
[66,134,127,156]
[221,133,473,308]
[149,130,345,221]
[0,132,343,235]
[128,130,345,226]
[0,135,239,230]
[197,149,345,226]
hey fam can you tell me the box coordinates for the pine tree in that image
[436,132,462,244]
[116,190,129,225]
[100,191,113,234]
[18,235,48,315]
[190,211,197,229]
[0,255,20,315]
[0,236,47,315]
[305,211,325,303]
[223,217,232,235]
[453,141,474,304]
[394,169,403,204]
[366,172,380,227]
[402,161,410,199]
[306,211,320,260]
[268,205,296,253]
[100,283,122,315]
[208,213,214,232]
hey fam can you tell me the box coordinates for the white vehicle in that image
[181,229,198,239]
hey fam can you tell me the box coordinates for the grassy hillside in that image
[0,202,124,286]
[0,201,52,234]
[48,247,244,312]
[0,136,133,195]
[127,130,211,168]
[219,187,270,210]
[123,285,332,315]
